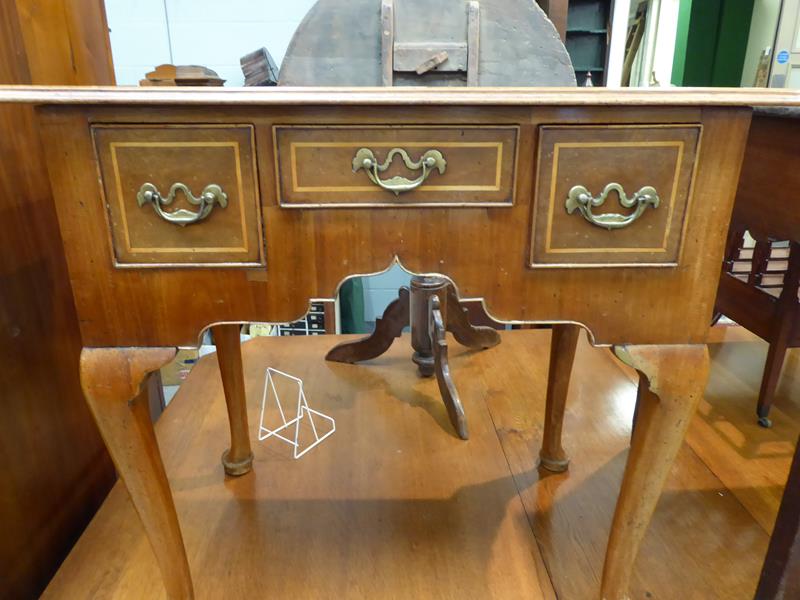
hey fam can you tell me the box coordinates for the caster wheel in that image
[757,416,773,428]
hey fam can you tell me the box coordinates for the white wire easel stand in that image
[258,367,335,459]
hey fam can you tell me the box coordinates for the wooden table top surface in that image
[2,85,800,107]
[44,328,799,599]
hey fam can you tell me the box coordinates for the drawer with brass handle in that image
[273,125,519,208]
[530,124,702,268]
[92,124,264,268]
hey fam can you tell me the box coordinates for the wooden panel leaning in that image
[0,2,117,597]
[0,86,780,599]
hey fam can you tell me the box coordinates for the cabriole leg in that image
[539,323,580,472]
[600,344,709,600]
[80,347,193,600]
[212,324,254,476]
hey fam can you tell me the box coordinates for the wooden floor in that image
[44,327,799,599]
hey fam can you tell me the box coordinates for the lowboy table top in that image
[3,85,800,106]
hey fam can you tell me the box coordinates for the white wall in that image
[630,0,680,87]
[741,0,781,86]
[104,0,318,86]
[650,0,680,86]
[606,0,632,87]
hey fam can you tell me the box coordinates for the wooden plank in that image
[414,50,449,75]
[735,115,800,241]
[392,42,466,73]
[14,0,115,86]
[467,1,480,86]
[684,325,800,534]
[0,85,799,106]
[380,0,393,86]
[755,436,800,599]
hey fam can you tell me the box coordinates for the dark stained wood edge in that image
[716,274,777,340]
[755,436,800,599]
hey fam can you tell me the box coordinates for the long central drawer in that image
[273,125,519,208]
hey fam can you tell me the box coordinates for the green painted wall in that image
[670,0,693,85]
[713,0,757,85]
[671,0,755,86]
[683,0,723,85]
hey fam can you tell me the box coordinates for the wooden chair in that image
[716,233,800,427]
[715,111,800,428]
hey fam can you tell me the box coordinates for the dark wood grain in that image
[274,125,518,207]
[34,103,750,347]
[92,124,264,267]
[531,125,701,267]
[716,113,800,425]
[431,294,468,439]
[755,436,800,599]
[326,287,410,363]
[757,244,800,423]
[733,116,800,241]
[327,279,494,441]
[0,2,115,597]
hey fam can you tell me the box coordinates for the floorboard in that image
[479,332,770,600]
[685,326,800,534]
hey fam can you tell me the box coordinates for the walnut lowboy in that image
[5,85,800,600]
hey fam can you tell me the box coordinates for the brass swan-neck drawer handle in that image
[566,183,660,230]
[352,147,446,195]
[136,182,227,226]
